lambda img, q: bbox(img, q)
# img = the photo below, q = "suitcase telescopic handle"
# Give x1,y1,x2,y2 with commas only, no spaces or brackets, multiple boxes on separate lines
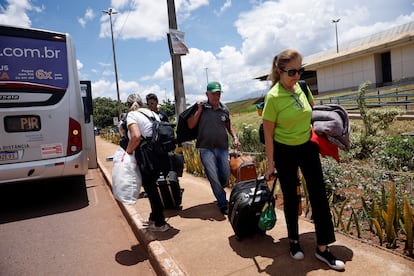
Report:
252,173,278,203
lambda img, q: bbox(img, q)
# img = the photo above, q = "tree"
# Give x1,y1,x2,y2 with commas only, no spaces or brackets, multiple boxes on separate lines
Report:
93,97,122,128
159,99,176,120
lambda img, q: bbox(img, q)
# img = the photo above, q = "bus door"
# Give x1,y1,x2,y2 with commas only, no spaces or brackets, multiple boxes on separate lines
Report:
80,81,97,169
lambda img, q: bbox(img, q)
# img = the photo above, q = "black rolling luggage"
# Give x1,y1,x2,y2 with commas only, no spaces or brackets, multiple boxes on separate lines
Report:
228,175,276,240
157,171,183,209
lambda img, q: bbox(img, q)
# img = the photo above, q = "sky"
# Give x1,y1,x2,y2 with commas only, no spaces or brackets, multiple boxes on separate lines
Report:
1,0,414,105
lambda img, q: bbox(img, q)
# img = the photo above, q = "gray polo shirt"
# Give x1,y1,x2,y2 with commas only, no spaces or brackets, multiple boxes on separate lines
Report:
196,103,230,149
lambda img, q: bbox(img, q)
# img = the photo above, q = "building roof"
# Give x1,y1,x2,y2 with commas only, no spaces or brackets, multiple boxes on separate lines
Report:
304,21,414,69
253,21,414,79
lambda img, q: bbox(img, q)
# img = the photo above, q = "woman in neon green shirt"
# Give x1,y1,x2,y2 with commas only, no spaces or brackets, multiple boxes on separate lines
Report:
262,49,345,271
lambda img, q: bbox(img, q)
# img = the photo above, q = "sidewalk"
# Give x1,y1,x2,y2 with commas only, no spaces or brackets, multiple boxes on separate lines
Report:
95,136,414,275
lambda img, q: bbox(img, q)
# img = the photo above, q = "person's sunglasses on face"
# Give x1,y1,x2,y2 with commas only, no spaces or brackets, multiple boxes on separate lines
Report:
280,67,305,77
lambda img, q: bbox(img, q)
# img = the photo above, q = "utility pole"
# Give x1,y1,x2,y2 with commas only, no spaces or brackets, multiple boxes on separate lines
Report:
332,18,340,53
103,8,122,120
166,0,186,117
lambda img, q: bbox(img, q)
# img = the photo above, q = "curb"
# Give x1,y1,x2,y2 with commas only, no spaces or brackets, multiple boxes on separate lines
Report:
97,158,186,276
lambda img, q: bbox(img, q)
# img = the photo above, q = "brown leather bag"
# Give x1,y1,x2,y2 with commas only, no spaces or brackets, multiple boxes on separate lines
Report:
229,151,257,182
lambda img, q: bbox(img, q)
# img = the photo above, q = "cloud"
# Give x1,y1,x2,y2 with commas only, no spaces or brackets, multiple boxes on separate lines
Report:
99,1,211,41
111,0,129,10
78,18,87,28
176,0,209,12
100,2,168,41
78,8,96,28
0,0,43,27
2,0,414,104
128,0,414,103
234,1,336,68
77,59,84,70
215,0,232,16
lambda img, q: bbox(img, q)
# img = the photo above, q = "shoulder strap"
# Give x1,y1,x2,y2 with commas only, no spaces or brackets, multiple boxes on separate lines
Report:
298,80,310,98
298,80,312,105
138,110,156,121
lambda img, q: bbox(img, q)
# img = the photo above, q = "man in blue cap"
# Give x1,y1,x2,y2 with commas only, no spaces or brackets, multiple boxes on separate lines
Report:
187,81,240,215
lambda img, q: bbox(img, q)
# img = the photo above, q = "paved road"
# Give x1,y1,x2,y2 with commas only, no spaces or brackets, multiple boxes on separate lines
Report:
0,169,155,275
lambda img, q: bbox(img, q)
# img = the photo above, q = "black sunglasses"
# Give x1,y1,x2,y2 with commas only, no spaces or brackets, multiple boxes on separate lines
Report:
280,67,305,77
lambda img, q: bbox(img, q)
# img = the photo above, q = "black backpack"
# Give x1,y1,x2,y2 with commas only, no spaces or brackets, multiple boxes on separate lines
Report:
139,111,177,155
259,80,310,144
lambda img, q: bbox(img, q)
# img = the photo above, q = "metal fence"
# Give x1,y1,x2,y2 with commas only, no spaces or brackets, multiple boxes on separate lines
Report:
316,87,414,112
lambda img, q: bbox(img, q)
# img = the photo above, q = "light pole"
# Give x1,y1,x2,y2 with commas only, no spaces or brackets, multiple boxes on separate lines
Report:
204,67,209,85
103,8,122,120
332,18,340,53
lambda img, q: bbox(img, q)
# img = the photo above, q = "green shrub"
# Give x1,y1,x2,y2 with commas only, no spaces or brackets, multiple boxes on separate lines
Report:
373,136,414,171
356,81,403,159
236,123,263,154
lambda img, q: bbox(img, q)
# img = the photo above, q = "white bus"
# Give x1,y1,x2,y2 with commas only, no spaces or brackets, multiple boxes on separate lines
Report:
0,25,92,184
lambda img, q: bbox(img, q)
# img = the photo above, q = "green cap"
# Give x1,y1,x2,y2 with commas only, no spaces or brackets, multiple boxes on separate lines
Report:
206,81,222,93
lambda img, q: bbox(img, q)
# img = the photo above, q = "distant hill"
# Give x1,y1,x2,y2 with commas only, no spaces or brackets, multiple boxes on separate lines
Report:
226,97,263,114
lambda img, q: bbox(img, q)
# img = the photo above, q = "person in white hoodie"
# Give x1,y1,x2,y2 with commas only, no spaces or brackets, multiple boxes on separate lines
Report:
124,93,170,232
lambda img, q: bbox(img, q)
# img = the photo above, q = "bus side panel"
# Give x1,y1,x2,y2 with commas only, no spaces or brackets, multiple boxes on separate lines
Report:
65,35,88,175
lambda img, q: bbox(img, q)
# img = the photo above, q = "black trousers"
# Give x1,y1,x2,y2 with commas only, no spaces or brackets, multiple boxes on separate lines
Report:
141,170,165,227
274,140,336,246
138,150,170,227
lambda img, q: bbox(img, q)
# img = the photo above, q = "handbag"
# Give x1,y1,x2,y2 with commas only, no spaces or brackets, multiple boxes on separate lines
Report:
258,202,277,231
112,147,142,204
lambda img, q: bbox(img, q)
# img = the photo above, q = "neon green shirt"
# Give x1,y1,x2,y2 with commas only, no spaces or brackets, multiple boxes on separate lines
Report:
262,82,314,146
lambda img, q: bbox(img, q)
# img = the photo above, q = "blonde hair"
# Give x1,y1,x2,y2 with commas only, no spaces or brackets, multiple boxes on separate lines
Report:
267,49,303,88
126,93,144,111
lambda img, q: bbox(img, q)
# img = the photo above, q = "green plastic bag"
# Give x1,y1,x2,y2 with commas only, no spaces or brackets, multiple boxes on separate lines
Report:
258,203,277,231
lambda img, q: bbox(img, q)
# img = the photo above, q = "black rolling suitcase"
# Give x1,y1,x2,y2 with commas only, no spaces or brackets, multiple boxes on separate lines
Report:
228,175,277,240
157,171,183,209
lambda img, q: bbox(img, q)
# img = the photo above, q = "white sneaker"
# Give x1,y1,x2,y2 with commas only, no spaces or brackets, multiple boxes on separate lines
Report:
142,220,154,226
148,223,170,232
290,240,305,260
315,247,345,271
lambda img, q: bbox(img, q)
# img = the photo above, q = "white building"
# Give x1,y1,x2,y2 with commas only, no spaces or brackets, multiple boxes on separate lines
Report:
255,21,414,95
